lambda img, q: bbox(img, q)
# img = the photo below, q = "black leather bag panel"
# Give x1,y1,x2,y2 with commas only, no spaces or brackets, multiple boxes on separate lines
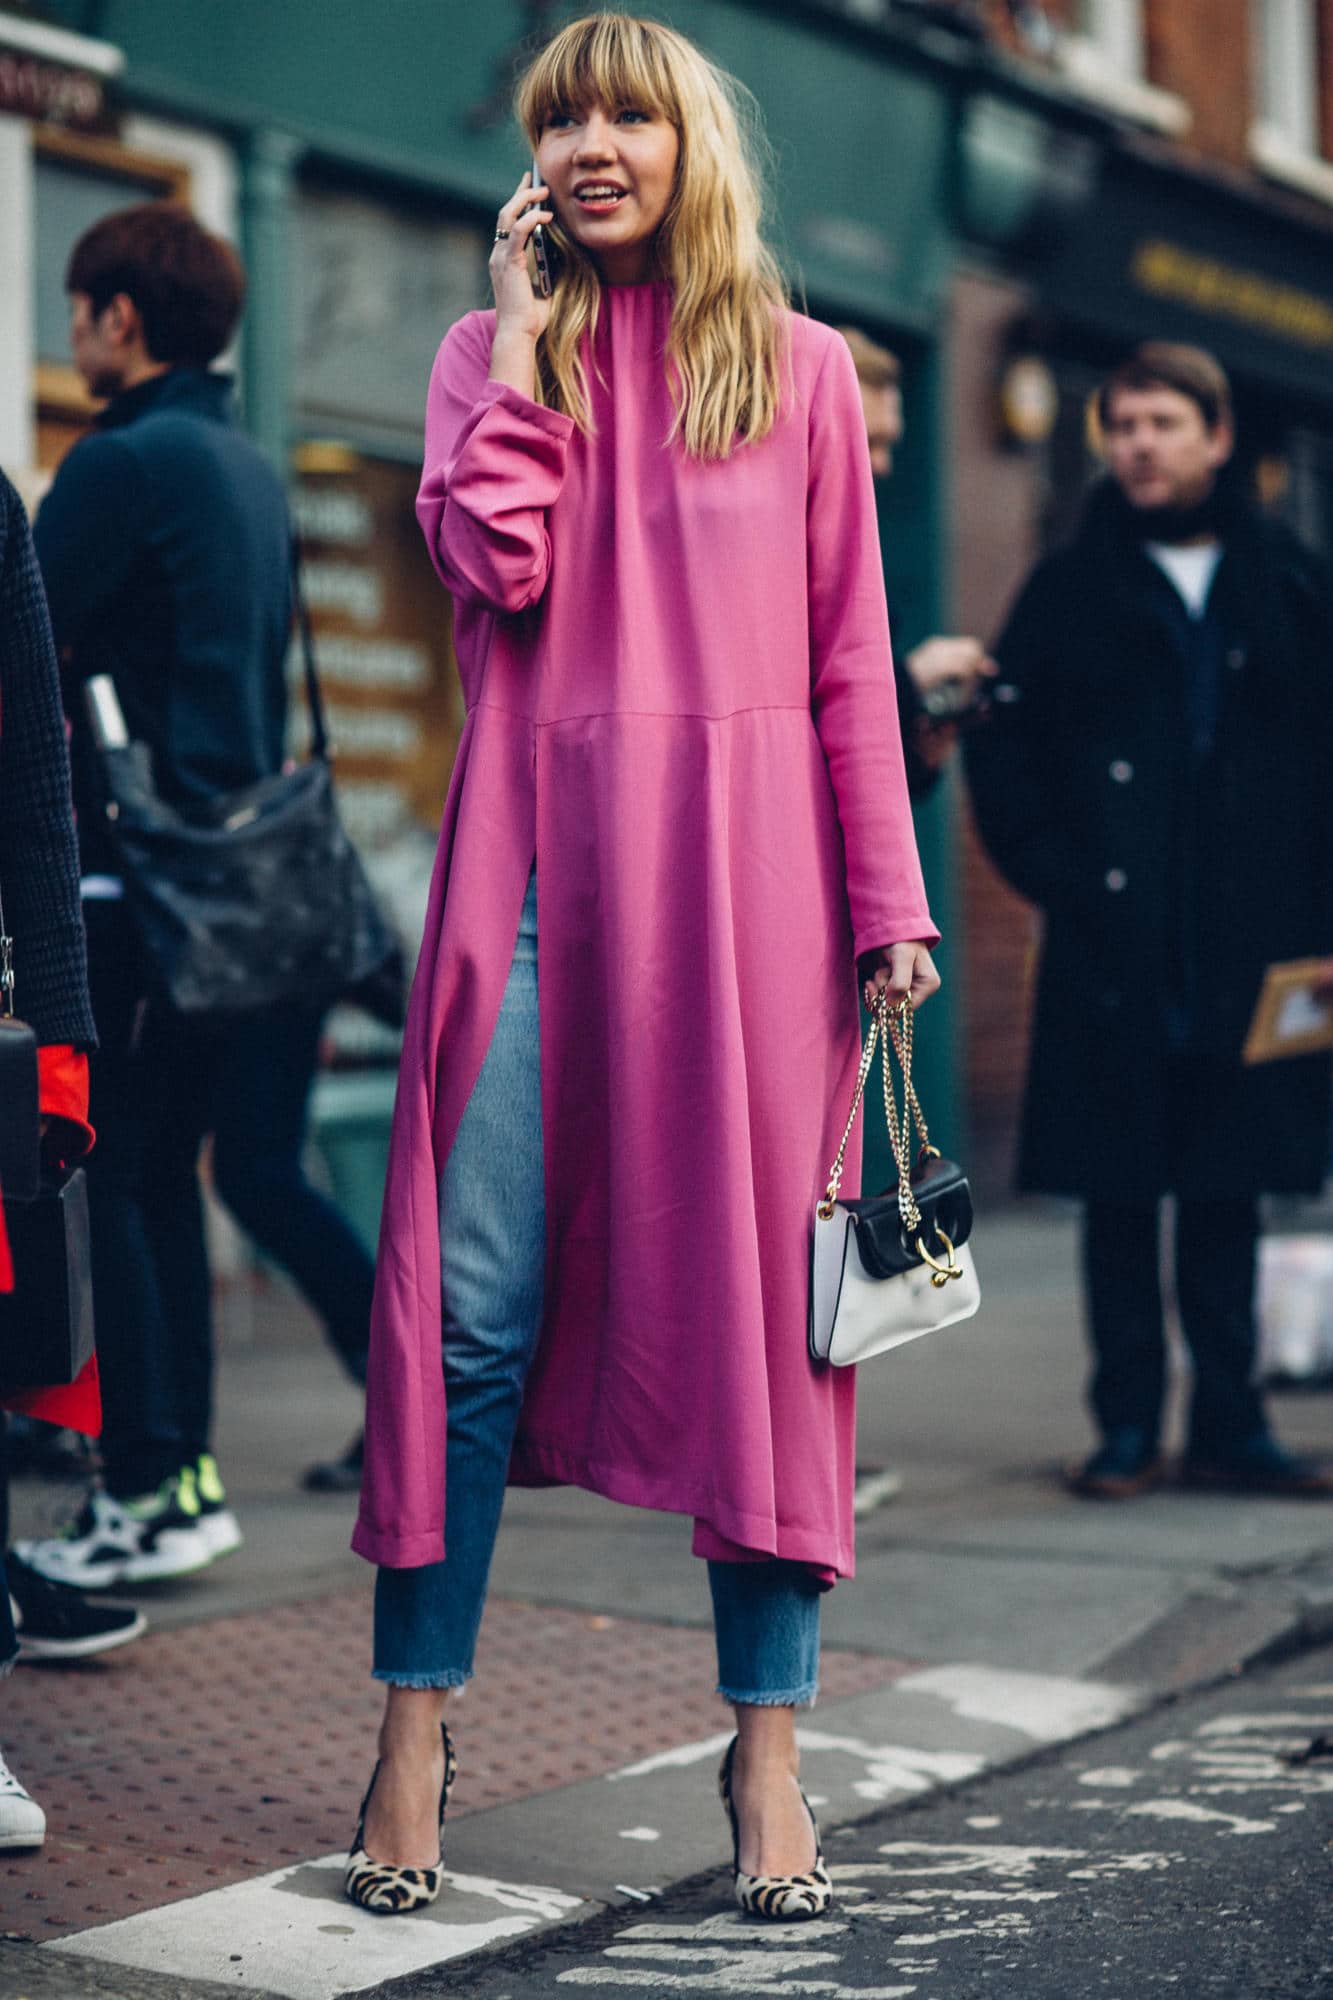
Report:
843,1154,974,1279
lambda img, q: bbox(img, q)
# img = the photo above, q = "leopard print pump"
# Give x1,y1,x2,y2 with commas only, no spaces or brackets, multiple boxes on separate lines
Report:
344,1722,458,1915
718,1734,833,1921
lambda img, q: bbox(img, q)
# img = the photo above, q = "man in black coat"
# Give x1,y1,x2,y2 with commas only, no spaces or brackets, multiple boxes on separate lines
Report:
965,342,1333,1500
22,205,377,1593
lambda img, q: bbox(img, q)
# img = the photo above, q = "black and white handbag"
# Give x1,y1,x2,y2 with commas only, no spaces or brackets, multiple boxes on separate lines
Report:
809,990,980,1367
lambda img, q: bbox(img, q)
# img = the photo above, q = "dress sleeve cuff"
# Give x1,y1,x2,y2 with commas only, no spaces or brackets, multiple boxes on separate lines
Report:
473,378,576,442
853,915,941,962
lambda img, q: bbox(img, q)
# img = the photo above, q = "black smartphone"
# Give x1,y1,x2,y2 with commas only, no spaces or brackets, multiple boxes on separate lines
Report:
528,156,555,298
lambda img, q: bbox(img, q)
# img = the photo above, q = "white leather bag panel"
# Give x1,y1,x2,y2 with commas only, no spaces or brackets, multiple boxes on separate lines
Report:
809,1203,981,1367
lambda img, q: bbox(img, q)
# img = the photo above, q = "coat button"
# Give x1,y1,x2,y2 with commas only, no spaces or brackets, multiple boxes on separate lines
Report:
1227,646,1246,671
1109,759,1133,783
1104,867,1128,892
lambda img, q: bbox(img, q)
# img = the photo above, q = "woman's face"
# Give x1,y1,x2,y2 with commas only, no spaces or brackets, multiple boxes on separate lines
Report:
537,101,680,285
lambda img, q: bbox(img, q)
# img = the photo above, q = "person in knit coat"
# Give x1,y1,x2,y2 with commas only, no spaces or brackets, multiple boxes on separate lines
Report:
0,471,142,1854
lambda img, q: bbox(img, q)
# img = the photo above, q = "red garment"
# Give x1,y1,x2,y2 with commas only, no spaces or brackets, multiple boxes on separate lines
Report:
0,1046,100,1434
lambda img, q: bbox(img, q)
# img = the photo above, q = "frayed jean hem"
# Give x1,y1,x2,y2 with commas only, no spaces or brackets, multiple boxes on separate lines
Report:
372,1668,471,1690
717,1682,818,1709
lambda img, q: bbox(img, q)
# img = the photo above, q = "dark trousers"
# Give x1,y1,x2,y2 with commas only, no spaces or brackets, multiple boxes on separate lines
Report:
85,905,375,1498
1081,1196,1267,1457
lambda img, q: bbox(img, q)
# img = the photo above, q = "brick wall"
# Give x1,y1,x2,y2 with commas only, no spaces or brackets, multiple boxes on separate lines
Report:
1143,0,1253,164
1318,0,1333,155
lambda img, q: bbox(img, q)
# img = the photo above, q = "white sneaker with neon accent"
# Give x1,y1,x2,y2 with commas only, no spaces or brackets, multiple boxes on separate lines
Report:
192,1454,243,1561
16,1475,213,1590
0,1749,46,1850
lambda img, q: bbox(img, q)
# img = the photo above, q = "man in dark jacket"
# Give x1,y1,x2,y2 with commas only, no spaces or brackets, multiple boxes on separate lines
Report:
22,204,376,1590
966,343,1333,1500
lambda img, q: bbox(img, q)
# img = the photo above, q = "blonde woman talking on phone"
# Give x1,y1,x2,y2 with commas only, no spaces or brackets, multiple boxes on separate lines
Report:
346,12,938,1922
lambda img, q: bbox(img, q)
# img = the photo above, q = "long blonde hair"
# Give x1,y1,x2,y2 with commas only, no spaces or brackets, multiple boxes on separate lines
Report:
515,13,789,460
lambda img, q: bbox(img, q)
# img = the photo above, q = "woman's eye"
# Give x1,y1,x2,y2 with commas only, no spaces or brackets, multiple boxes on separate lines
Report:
617,107,648,124
544,111,573,129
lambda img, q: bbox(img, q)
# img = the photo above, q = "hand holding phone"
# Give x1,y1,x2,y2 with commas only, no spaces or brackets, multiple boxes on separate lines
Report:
489,169,555,347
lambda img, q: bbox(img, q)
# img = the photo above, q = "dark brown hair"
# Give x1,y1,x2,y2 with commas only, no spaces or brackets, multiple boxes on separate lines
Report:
1097,342,1232,432
66,203,246,367
838,325,902,391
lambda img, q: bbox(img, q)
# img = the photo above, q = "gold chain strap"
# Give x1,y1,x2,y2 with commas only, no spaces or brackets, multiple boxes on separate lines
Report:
818,992,930,1225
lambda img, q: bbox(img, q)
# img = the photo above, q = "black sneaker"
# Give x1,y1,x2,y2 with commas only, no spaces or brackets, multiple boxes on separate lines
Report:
1066,1429,1164,1499
7,1553,147,1661
1182,1434,1333,1497
302,1430,364,1494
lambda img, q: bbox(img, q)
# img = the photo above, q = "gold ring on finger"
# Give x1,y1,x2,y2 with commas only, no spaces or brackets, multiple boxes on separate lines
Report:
494,228,510,240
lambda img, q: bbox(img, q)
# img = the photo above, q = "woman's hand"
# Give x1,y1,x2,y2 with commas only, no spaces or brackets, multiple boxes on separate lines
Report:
860,942,941,1012
488,172,555,354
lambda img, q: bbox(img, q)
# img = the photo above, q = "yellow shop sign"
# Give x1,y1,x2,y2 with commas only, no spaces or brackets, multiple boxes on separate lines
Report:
1131,239,1333,351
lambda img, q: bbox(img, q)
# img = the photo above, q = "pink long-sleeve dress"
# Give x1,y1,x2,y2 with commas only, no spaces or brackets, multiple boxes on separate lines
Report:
353,285,936,1581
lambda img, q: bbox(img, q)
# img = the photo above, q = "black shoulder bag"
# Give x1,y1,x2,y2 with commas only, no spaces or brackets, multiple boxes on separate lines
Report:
84,543,401,1018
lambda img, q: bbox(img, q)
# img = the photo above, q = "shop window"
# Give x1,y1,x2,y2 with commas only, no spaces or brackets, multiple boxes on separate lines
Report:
290,443,467,1059
291,185,489,454
32,127,189,472
286,183,490,1054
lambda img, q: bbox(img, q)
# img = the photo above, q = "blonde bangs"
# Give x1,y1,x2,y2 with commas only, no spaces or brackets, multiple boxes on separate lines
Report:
516,14,679,137
514,14,789,461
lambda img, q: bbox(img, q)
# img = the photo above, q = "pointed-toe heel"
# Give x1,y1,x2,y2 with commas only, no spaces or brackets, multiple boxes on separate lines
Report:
344,1721,457,1915
718,1735,832,1921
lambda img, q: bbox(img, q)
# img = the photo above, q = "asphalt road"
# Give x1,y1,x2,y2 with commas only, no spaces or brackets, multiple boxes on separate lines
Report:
377,1639,1333,2000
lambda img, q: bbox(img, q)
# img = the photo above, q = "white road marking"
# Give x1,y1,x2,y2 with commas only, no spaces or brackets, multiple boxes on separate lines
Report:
1123,1800,1276,1835
794,1732,985,1803
1078,1766,1142,1787
895,1665,1141,1744
850,1888,1060,1905
618,1828,662,1842
609,1734,734,1780
1195,1713,1333,1736
843,1843,1082,1878
894,1915,1031,1946
618,1920,848,1942
48,1856,582,2000
558,1974,917,1996
604,1946,847,1968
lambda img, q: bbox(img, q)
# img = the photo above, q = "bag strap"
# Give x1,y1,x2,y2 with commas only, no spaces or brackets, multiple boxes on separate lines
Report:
819,990,933,1234
290,532,330,761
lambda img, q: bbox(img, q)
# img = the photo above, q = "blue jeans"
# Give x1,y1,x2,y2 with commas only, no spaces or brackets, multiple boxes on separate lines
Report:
374,873,821,1706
